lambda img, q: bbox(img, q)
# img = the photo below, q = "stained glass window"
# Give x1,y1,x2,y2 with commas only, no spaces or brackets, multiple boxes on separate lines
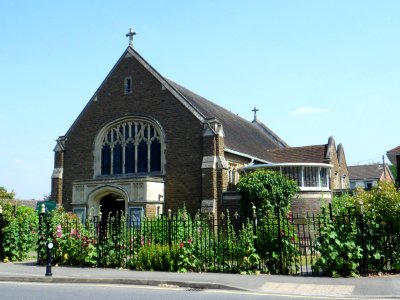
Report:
138,140,148,173
101,144,111,175
113,143,123,174
150,140,161,172
99,119,163,176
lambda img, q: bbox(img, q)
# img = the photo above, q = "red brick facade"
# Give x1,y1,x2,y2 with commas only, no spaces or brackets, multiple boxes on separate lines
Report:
51,47,232,217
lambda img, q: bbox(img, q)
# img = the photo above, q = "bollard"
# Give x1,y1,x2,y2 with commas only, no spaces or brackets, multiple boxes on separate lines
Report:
45,241,53,276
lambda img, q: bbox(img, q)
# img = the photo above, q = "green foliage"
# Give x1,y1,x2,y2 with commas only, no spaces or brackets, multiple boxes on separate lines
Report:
313,212,362,277
389,164,397,180
257,212,300,274
317,182,400,275
38,207,98,266
237,222,260,275
237,170,298,215
0,187,15,200
132,244,175,271
353,181,400,223
177,238,201,272
0,201,38,262
331,193,355,215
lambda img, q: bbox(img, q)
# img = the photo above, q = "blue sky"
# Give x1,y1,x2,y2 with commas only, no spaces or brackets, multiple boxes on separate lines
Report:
0,1,399,199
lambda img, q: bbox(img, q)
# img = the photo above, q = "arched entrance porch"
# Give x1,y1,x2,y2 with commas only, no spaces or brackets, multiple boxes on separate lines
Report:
86,185,128,224
100,193,125,226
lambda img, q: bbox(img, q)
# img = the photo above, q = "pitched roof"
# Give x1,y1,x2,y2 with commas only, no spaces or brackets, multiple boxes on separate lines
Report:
68,47,288,162
387,145,400,154
265,144,328,163
348,164,385,180
387,145,400,165
167,81,288,161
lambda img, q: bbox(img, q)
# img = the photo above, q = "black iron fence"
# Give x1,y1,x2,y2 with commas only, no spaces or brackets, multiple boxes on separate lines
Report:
32,206,400,276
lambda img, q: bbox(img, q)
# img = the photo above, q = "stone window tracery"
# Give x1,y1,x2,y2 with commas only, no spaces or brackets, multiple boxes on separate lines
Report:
228,163,239,191
97,119,164,176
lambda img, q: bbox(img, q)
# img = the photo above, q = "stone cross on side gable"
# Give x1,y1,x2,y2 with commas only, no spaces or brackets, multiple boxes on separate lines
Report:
126,27,136,48
252,107,259,122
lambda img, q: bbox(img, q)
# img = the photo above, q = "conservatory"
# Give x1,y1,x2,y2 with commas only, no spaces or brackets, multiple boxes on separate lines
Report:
239,163,334,214
241,163,332,191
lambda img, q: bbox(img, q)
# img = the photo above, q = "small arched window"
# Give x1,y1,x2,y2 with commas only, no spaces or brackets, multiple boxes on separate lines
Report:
95,118,164,176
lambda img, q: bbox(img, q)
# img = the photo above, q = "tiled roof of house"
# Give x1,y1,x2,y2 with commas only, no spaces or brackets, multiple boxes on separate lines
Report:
348,164,385,180
387,145,400,165
167,80,288,161
265,144,328,163
3,199,40,210
387,145,400,154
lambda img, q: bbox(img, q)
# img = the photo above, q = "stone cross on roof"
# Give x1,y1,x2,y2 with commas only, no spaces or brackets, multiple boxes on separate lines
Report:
126,27,136,48
252,107,259,122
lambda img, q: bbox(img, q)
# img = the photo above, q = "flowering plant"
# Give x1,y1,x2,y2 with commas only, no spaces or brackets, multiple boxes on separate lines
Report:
177,238,200,272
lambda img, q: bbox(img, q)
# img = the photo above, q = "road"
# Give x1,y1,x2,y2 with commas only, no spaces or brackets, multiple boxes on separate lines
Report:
0,281,366,300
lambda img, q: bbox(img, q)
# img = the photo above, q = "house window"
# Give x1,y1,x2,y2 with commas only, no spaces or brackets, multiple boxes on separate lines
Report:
320,168,328,188
304,167,318,187
156,205,163,217
129,206,143,227
98,119,164,176
124,77,132,94
281,167,302,187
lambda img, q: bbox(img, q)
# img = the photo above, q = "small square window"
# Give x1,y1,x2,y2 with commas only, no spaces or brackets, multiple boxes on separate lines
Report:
129,206,143,227
73,207,86,224
124,77,132,94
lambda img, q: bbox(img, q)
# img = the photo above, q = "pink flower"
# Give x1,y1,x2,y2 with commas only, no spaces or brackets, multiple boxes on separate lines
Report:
180,242,184,249
187,239,192,244
140,235,145,246
56,224,62,238
70,228,77,236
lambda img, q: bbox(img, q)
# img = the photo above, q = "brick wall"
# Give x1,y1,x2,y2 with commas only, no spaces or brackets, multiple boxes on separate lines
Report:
58,54,206,215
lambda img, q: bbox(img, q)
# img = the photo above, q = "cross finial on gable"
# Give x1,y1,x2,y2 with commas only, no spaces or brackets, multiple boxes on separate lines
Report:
126,27,136,48
252,107,259,122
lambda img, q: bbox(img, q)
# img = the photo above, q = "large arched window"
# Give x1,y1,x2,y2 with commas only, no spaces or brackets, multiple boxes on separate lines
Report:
95,117,165,176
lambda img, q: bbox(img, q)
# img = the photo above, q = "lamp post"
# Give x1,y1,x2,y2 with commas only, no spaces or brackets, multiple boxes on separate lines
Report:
45,241,53,276
37,203,46,265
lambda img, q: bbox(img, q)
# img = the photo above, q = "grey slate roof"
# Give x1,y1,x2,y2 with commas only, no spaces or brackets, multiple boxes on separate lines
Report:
73,47,288,163
348,164,385,180
167,80,288,161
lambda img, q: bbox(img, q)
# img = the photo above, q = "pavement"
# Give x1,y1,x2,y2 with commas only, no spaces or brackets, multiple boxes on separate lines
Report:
0,261,400,299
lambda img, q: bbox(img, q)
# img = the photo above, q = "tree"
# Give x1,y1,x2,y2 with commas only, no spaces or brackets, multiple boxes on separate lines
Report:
0,186,15,200
237,169,299,215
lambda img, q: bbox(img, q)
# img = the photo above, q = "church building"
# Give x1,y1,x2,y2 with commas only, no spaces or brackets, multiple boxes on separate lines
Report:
50,30,347,222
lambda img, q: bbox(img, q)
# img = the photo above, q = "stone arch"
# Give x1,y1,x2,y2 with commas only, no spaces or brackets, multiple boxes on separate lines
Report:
87,185,129,219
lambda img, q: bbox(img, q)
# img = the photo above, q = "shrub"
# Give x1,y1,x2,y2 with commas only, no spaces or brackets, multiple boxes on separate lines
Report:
313,212,362,277
237,169,298,216
0,201,38,262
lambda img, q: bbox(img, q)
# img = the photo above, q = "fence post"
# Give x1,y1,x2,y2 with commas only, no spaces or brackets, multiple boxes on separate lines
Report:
97,210,103,266
0,205,3,262
37,204,46,265
277,208,283,274
358,202,368,275
168,209,172,249
252,205,258,249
